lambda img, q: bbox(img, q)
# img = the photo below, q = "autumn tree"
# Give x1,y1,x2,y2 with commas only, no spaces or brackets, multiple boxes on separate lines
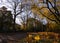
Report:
44,0,60,24
31,0,60,25
30,0,60,32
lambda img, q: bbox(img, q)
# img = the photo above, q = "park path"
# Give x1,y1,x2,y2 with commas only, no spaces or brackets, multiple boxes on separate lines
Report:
0,32,28,43
0,32,59,43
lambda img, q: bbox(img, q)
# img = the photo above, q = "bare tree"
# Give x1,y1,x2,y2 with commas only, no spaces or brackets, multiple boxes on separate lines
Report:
7,0,24,30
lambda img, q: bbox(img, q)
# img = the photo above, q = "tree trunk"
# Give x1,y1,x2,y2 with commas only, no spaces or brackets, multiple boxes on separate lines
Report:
13,15,16,31
0,18,3,32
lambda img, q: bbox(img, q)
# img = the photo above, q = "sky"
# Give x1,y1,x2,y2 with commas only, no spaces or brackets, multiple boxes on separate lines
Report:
0,0,48,25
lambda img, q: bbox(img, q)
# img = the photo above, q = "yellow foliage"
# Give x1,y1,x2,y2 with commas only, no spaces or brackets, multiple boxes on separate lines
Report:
47,22,57,29
31,4,58,24
41,8,49,14
49,15,56,20
20,24,26,30
34,35,40,41
31,5,44,19
31,5,51,19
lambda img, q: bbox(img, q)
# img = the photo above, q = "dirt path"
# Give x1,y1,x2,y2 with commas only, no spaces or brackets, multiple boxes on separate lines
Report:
0,32,28,43
0,32,59,43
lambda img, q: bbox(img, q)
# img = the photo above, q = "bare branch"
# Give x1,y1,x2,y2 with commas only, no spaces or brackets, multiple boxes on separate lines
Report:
7,0,14,7
46,0,60,22
39,10,60,24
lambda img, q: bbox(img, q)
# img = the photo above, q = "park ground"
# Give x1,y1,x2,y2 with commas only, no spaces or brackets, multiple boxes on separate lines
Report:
0,32,60,43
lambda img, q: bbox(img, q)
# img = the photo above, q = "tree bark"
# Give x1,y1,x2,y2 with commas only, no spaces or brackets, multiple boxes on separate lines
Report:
13,15,16,31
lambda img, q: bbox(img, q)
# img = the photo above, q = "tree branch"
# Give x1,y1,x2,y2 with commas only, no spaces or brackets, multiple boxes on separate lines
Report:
46,0,60,22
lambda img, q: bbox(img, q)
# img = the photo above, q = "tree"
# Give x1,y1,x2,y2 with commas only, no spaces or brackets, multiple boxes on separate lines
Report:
45,0,60,24
0,6,13,32
31,0,60,25
21,18,43,32
7,0,24,30
7,0,33,30
30,0,60,32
